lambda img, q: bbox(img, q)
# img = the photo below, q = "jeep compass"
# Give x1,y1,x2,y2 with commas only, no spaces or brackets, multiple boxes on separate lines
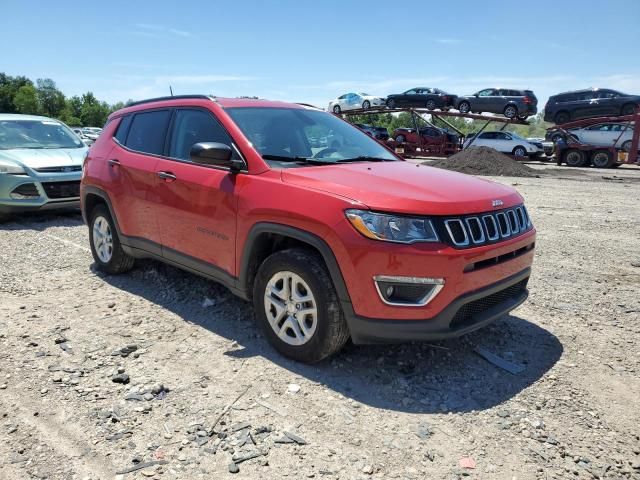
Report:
81,95,536,363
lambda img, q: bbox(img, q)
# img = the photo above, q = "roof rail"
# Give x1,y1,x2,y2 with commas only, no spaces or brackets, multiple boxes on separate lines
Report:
126,94,213,107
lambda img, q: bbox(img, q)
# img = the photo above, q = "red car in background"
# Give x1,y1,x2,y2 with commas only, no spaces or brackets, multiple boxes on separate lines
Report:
392,126,461,155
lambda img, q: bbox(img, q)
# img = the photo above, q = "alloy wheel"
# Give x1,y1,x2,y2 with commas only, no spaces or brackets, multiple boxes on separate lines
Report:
263,271,318,346
92,216,113,263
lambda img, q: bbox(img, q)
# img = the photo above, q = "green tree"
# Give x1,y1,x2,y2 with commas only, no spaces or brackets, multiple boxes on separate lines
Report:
35,78,66,117
0,74,33,113
13,85,39,114
80,92,110,127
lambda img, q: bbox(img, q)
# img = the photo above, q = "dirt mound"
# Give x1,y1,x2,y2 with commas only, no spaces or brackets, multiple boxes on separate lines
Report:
427,146,538,177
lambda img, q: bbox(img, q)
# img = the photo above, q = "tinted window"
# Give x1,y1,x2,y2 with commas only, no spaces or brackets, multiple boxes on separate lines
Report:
168,109,234,161
125,110,171,155
114,115,132,144
478,89,495,97
479,132,496,139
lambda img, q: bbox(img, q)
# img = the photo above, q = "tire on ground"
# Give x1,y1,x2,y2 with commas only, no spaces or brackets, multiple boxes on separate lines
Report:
563,149,587,167
253,247,350,363
591,150,614,168
89,204,135,274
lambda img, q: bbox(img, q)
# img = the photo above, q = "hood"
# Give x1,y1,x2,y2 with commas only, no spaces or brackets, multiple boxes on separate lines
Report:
281,161,523,215
0,147,87,170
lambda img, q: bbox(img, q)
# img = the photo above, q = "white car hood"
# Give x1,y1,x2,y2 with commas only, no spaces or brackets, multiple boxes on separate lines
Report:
0,147,87,169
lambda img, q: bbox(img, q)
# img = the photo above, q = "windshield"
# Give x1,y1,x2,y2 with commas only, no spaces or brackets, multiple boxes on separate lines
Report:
0,120,84,150
225,107,398,165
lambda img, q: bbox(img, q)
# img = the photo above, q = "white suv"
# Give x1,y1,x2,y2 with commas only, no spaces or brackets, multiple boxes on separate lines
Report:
567,122,636,152
464,131,539,157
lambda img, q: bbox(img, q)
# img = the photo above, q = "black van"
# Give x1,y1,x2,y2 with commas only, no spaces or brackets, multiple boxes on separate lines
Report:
544,88,640,124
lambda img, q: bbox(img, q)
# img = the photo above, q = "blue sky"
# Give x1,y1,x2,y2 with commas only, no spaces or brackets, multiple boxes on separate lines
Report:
3,0,639,108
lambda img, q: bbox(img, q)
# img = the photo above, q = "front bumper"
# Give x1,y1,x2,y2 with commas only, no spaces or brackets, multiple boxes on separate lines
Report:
346,267,530,344
0,172,81,214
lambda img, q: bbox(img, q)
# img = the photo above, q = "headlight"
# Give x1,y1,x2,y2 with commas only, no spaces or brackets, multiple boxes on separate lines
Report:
0,159,26,175
346,209,439,243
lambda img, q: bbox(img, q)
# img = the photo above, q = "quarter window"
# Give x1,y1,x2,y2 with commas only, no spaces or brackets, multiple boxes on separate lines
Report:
125,110,171,155
168,109,234,161
114,115,132,144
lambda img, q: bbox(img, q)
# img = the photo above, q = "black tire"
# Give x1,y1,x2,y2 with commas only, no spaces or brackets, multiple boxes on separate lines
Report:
458,101,470,114
395,134,406,143
621,140,632,152
555,111,570,124
362,100,370,110
503,104,518,119
0,213,9,224
332,105,341,114
512,146,527,157
426,99,437,110
591,150,614,168
253,248,350,363
621,103,637,116
89,204,135,274
550,132,565,143
386,99,396,109
564,149,587,167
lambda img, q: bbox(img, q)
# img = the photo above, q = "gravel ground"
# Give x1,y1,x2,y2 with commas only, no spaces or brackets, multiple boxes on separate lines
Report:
0,164,639,480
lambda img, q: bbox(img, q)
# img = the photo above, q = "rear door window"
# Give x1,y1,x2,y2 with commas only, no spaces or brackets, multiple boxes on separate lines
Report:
125,110,171,155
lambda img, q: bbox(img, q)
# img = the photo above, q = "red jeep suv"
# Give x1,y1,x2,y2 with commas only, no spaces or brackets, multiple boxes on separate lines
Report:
81,95,535,363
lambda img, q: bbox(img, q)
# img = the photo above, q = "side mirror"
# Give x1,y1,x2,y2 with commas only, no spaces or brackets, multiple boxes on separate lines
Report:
189,142,245,173
474,93,479,97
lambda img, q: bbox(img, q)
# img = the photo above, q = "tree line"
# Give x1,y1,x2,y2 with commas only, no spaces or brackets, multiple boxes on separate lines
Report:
0,73,129,127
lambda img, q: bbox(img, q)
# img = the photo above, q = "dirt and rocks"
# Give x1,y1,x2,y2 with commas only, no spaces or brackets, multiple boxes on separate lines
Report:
1,164,639,479
428,147,538,177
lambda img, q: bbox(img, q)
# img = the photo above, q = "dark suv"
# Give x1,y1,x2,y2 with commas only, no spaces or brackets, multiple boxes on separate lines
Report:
544,88,640,124
456,88,537,119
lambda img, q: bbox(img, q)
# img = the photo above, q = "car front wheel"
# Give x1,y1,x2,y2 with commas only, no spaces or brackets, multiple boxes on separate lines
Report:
504,105,518,119
253,248,350,363
386,99,396,109
362,100,370,109
426,100,437,110
89,204,135,274
332,105,341,114
458,101,470,114
512,146,527,157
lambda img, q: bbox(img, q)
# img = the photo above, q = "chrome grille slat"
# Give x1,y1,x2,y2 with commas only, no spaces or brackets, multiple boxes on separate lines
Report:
442,205,532,249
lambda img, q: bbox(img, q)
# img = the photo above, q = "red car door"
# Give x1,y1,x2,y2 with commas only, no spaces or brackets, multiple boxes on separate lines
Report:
108,110,171,250
154,108,239,277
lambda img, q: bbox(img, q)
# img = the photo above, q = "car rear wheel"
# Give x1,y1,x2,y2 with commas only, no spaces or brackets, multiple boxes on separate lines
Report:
591,150,614,168
362,100,370,110
332,105,341,114
458,101,470,114
386,99,396,109
253,248,350,363
426,99,437,110
555,111,570,124
622,140,633,152
564,149,587,167
395,134,406,143
512,146,527,157
503,105,518,119
621,103,637,115
89,204,135,274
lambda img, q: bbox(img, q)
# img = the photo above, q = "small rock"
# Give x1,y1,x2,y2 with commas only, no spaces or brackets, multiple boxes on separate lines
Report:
40,388,48,394
143,393,154,401
0,384,7,390
112,374,130,384
287,384,301,393
362,465,374,475
229,462,239,474
52,373,62,382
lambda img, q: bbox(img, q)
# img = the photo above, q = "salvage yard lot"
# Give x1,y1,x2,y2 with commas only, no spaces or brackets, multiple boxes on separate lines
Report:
1,165,639,480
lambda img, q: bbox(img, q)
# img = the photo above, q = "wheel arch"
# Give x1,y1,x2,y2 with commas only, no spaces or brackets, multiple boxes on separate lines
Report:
239,223,351,306
82,186,122,235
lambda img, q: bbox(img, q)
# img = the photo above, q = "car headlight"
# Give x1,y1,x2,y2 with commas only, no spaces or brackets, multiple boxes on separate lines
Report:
0,159,26,175
346,209,439,243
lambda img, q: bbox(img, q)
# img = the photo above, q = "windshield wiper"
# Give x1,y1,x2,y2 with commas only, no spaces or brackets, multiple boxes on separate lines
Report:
261,154,334,165
334,156,395,163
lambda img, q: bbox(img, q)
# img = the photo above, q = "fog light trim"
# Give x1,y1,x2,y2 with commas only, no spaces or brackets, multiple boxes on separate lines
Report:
373,275,445,307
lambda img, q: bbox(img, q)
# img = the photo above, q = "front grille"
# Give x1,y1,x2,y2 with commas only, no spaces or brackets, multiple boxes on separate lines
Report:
42,181,80,199
450,279,528,330
34,165,82,173
439,205,532,248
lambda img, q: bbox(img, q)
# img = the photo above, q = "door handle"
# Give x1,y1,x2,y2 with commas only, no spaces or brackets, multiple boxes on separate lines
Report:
108,159,120,167
157,171,177,181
